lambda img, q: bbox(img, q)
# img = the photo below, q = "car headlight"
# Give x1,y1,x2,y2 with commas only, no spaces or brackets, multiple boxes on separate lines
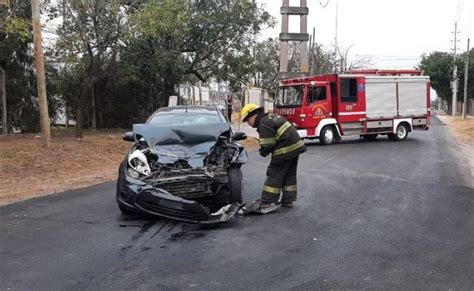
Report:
127,149,151,177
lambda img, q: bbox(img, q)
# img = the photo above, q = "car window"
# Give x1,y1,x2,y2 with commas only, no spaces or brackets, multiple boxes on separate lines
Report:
148,113,222,125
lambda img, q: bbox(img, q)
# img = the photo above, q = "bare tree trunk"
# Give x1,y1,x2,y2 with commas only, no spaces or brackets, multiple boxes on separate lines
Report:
91,85,96,131
149,85,153,114
65,100,69,128
31,0,51,148
75,100,83,139
75,82,90,139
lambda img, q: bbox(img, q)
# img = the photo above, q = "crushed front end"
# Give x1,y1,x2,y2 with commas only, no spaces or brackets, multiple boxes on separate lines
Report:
116,123,247,224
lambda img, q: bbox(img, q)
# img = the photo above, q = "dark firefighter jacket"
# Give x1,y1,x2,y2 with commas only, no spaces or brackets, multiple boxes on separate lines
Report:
254,112,306,160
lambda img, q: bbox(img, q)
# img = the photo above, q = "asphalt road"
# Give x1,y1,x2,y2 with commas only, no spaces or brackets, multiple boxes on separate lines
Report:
1,116,473,290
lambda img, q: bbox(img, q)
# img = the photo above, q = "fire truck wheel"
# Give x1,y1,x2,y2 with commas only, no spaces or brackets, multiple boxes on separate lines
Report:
389,123,409,141
320,125,336,145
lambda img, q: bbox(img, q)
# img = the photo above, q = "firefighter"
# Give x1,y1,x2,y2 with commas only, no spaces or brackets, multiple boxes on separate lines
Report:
241,103,306,211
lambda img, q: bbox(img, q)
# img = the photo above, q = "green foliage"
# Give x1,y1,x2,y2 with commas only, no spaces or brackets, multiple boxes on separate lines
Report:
131,0,190,39
419,49,473,107
457,49,474,101
219,38,280,92
130,0,274,82
50,0,276,130
4,17,30,42
0,2,61,132
419,52,453,102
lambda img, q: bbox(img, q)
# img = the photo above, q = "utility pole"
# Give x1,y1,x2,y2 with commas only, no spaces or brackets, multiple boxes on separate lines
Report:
334,0,339,73
278,0,309,79
1,0,9,136
63,0,69,128
31,0,51,148
1,67,6,135
310,27,315,75
451,22,459,116
462,38,470,120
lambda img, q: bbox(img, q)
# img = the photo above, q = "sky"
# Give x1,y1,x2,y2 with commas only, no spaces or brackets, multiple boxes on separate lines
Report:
256,0,473,69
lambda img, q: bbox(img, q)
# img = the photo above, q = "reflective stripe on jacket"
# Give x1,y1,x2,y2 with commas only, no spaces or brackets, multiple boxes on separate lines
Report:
255,113,306,160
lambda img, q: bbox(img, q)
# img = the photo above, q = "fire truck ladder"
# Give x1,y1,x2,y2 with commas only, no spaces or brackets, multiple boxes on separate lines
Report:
346,69,424,76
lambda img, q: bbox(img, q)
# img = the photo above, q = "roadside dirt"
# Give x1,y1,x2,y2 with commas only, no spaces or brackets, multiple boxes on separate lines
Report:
0,128,259,206
436,113,474,182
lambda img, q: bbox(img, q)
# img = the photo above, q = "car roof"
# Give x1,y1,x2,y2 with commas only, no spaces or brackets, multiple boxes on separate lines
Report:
152,105,219,115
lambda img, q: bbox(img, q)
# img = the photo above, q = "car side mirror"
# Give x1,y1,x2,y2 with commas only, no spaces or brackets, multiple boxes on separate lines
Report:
232,132,247,141
122,131,135,142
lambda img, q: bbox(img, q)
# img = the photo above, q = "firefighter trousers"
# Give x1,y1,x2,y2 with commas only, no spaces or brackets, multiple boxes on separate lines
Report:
261,156,299,204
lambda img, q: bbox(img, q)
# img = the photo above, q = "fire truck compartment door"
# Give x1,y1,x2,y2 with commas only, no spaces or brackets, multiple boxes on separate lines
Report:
365,80,397,118
398,81,428,116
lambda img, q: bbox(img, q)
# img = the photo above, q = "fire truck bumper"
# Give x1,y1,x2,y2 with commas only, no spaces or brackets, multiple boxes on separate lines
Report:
297,129,308,138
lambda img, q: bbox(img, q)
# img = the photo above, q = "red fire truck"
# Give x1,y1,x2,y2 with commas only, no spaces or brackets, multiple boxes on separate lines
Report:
274,70,431,145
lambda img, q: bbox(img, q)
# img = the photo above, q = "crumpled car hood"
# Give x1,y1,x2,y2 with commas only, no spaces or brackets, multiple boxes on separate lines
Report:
133,123,230,168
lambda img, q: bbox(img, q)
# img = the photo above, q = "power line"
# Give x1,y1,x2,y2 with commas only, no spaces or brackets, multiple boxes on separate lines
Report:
455,0,464,23
319,0,329,8
352,54,420,59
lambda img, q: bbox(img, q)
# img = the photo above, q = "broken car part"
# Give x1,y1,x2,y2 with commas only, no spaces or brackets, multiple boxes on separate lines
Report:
116,106,248,224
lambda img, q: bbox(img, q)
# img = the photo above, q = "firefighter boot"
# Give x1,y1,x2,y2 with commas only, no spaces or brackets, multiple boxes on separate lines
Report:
242,199,280,214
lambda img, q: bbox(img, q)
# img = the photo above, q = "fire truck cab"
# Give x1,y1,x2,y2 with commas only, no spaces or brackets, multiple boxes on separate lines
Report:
274,70,431,145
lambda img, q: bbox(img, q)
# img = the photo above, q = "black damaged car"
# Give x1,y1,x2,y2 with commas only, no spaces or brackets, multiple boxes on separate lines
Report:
116,106,248,224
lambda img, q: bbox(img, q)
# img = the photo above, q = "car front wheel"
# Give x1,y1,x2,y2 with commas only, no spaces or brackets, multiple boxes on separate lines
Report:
227,167,243,203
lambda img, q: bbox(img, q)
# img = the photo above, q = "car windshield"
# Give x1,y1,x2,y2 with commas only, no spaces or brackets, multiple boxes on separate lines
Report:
276,85,304,107
148,113,222,125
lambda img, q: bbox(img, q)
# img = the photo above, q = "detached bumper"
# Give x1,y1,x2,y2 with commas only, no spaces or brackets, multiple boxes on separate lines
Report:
117,173,240,224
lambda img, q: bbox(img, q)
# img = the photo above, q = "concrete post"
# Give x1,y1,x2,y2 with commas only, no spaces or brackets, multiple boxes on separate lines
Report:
300,0,308,73
279,0,309,79
279,0,289,73
452,22,458,116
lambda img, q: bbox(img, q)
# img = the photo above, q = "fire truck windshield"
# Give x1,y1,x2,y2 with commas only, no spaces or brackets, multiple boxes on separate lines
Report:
276,85,304,107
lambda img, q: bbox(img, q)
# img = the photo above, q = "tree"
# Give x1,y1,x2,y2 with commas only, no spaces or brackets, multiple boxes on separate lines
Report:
0,0,60,132
291,41,336,74
55,0,130,138
336,45,372,73
457,48,474,107
218,38,279,92
419,52,457,112
419,50,474,113
131,0,274,90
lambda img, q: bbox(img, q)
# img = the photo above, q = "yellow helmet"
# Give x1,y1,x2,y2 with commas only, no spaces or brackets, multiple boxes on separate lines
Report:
240,103,261,121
